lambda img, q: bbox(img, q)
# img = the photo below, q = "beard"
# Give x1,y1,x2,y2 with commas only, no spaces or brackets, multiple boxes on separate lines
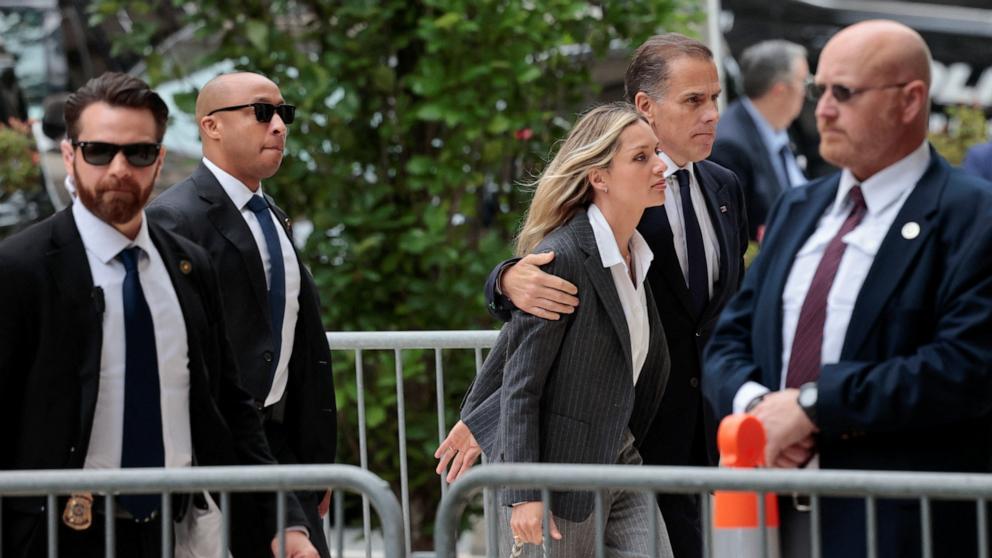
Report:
73,165,154,226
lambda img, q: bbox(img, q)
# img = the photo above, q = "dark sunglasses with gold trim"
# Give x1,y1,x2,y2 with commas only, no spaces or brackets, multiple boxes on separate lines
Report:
206,102,296,124
72,141,162,167
806,81,910,103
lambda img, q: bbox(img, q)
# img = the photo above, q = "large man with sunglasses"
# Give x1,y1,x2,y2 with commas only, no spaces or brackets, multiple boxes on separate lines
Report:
148,72,336,558
0,72,318,557
704,20,992,558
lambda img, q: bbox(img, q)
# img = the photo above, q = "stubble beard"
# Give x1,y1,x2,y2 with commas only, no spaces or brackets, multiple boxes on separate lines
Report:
73,165,153,226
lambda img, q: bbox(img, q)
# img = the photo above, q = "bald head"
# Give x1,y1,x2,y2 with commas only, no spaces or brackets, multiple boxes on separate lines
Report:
195,72,279,121
823,20,931,89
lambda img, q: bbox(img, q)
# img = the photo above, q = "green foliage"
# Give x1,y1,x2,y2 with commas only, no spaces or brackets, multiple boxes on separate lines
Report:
0,125,40,195
929,105,989,165
91,0,700,547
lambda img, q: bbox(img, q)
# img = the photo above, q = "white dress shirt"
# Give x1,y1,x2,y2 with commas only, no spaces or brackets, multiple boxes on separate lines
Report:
74,201,229,555
203,158,301,406
732,142,931,460
587,204,655,384
659,153,721,298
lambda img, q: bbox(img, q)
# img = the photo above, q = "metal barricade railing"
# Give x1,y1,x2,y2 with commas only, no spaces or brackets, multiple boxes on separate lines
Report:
325,330,499,557
435,463,992,558
0,464,403,558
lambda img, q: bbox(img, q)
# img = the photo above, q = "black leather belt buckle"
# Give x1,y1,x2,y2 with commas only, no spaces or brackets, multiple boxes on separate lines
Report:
792,493,811,512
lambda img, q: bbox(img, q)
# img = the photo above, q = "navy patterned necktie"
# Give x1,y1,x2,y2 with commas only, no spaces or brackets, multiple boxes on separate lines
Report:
779,144,795,188
675,169,709,317
246,195,286,397
117,247,164,521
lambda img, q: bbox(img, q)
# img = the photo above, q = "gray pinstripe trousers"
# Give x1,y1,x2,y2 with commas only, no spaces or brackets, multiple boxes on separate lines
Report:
498,431,675,558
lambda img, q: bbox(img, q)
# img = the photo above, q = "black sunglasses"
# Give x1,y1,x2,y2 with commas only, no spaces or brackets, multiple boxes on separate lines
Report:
806,81,910,103
206,102,296,124
72,141,161,167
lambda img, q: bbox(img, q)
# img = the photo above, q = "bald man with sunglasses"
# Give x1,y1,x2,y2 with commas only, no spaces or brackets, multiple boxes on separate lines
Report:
704,20,992,558
148,72,337,558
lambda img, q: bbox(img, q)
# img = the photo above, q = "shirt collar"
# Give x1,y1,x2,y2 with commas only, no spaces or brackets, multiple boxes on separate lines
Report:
741,97,790,152
658,151,693,180
202,157,266,210
587,204,654,286
832,141,930,216
72,199,155,265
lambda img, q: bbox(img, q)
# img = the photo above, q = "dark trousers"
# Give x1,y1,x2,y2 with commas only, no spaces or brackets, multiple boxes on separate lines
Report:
22,509,168,558
657,494,702,558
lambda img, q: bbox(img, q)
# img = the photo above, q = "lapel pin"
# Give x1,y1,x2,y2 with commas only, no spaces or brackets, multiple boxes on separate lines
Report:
901,222,920,240
719,205,728,214
179,260,193,274
284,217,292,231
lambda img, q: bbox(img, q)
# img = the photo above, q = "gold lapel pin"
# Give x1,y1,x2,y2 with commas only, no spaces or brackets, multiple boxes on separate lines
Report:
901,222,920,240
179,260,193,274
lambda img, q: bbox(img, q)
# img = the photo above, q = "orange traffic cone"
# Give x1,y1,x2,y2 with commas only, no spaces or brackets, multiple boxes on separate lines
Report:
712,414,780,557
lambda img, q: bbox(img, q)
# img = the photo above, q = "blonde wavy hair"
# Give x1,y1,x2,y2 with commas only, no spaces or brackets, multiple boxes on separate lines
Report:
515,102,646,256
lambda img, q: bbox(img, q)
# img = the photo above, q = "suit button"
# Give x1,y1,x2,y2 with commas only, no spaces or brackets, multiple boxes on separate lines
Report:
695,331,702,337
689,377,699,388
263,351,274,363
69,446,76,453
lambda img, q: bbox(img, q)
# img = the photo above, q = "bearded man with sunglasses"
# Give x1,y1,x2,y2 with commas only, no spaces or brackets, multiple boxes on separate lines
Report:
148,72,336,558
0,72,319,558
704,20,992,558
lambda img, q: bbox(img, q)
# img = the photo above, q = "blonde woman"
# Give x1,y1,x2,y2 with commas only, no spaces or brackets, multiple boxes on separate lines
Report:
458,102,674,557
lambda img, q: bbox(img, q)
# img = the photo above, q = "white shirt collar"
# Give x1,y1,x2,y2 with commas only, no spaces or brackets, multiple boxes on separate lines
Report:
833,141,930,216
587,204,654,286
72,199,155,265
658,151,693,180
202,157,267,210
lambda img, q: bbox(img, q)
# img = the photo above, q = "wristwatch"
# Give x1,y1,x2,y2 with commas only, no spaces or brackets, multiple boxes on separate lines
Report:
797,382,818,425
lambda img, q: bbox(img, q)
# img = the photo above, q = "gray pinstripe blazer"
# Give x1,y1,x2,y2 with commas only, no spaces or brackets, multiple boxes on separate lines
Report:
461,209,671,522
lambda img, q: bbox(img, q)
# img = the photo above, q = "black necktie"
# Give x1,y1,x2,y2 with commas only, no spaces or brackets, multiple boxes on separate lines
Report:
117,247,164,521
779,144,795,188
246,195,286,399
675,169,709,316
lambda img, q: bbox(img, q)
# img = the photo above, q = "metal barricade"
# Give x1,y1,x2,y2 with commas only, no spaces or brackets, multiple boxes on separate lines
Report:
325,330,499,558
435,463,992,558
0,464,403,558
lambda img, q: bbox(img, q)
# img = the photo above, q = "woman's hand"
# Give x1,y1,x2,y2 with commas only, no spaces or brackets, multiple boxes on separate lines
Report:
434,420,482,482
510,502,562,545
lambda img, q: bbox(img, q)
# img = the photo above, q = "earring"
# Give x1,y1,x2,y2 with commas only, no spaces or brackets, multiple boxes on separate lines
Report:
603,187,609,193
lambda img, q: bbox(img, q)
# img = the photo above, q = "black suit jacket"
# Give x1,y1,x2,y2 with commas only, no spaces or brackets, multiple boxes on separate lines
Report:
0,207,305,557
467,210,669,522
710,99,792,240
147,163,336,468
485,160,748,468
704,150,992,558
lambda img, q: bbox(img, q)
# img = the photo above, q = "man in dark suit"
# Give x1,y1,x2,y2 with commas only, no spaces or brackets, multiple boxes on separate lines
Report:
437,33,748,558
0,72,317,557
710,40,809,241
703,20,992,558
147,72,337,558
963,140,992,182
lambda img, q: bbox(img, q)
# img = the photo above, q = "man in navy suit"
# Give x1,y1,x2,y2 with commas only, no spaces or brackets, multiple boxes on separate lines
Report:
704,20,992,558
710,40,809,241
437,33,748,558
963,140,992,182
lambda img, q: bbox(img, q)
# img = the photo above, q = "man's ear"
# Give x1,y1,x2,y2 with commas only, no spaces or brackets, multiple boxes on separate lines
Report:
901,80,928,124
60,139,74,175
152,145,168,184
633,91,656,124
199,116,221,141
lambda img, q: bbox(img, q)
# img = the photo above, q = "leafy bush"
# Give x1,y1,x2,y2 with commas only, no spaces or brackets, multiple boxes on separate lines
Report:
0,124,40,196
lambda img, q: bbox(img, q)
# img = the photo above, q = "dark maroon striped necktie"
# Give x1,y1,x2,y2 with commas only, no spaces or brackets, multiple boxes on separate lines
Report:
785,185,868,388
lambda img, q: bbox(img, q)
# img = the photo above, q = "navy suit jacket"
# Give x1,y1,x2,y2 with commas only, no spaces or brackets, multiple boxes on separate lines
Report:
710,99,791,240
963,141,992,182
704,149,992,558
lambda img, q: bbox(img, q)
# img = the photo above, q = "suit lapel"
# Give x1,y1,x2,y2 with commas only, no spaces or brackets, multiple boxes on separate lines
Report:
842,152,945,357
569,211,634,378
45,208,104,460
638,206,695,317
192,164,270,318
759,177,839,381
695,162,735,325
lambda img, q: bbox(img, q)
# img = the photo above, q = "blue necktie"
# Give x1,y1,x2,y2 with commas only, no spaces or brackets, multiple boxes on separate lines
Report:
675,169,709,317
117,247,164,521
779,144,795,188
247,195,285,397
